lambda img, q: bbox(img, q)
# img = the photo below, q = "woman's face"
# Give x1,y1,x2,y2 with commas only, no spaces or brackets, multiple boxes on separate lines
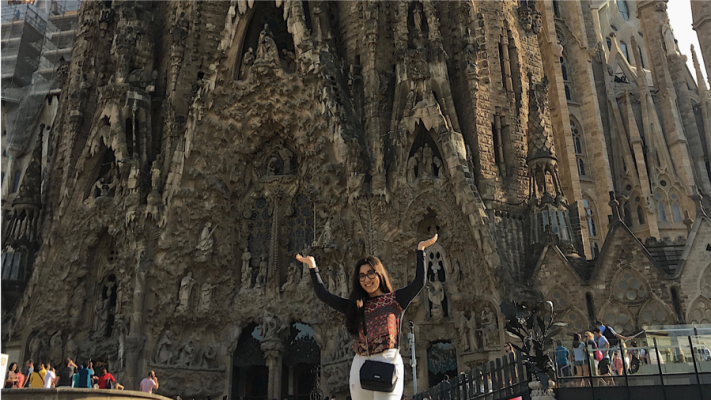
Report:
359,264,381,296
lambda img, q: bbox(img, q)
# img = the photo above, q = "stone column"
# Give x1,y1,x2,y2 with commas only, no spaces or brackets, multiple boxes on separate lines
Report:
261,340,284,400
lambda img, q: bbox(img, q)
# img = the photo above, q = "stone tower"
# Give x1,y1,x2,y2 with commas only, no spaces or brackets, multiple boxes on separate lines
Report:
692,0,711,85
3,1,711,399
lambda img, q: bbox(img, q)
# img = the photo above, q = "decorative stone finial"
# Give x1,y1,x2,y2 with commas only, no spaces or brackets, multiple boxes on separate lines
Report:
683,209,693,234
608,191,620,221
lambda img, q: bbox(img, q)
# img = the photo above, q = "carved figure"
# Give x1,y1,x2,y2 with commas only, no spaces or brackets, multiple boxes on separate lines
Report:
195,222,215,253
256,254,268,289
256,24,280,65
282,262,300,292
466,314,479,351
154,330,174,364
176,272,196,314
28,334,46,365
175,337,196,367
241,248,252,287
277,147,294,174
407,154,419,183
422,144,434,176
318,218,335,247
458,314,470,351
663,27,678,56
261,309,283,342
434,156,444,179
196,344,217,369
428,280,445,318
93,294,109,336
532,12,542,34
281,49,296,72
69,282,86,321
480,306,499,348
266,155,279,176
240,47,255,80
198,279,215,313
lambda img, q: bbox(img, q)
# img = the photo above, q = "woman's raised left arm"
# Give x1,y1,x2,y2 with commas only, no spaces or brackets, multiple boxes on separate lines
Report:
396,234,437,308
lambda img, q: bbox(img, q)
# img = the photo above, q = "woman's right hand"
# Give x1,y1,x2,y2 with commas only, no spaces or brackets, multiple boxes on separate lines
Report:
296,254,317,269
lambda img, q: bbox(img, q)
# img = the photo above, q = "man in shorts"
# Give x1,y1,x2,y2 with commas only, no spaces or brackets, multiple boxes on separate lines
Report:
594,328,613,385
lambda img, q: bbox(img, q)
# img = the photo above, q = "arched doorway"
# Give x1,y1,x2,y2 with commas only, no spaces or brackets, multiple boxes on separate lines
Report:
232,323,268,400
232,322,321,400
427,341,457,387
283,323,320,400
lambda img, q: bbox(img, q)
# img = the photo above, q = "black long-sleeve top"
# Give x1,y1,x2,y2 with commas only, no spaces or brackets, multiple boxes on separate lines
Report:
310,250,427,355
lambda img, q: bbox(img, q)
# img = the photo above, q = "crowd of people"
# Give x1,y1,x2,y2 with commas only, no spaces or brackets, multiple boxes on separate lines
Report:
4,358,159,393
553,321,647,386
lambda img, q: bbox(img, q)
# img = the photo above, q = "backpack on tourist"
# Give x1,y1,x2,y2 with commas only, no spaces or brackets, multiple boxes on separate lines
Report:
602,325,619,346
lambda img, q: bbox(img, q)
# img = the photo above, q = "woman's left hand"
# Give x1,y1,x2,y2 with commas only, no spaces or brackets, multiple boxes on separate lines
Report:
418,233,438,251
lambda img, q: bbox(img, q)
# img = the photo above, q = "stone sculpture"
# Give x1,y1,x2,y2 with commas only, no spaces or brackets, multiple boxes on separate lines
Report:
255,254,268,289
198,279,215,313
428,280,445,318
256,24,280,65
176,272,196,314
240,248,252,287
154,330,174,364
480,306,499,349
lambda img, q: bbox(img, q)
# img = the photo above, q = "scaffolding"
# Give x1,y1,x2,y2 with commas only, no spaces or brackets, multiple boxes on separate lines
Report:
1,0,80,156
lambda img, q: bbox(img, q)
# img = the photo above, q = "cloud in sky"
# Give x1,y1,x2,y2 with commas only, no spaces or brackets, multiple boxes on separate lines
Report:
668,0,707,85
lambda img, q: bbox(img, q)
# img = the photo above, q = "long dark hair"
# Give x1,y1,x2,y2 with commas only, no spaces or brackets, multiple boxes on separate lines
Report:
345,256,394,335
573,333,581,349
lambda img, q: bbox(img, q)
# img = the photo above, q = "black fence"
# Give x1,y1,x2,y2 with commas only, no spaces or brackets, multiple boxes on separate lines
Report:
414,351,530,400
553,335,711,400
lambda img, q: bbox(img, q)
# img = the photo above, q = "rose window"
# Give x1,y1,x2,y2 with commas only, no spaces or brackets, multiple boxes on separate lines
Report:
603,304,634,334
639,301,672,326
701,265,711,298
614,271,648,302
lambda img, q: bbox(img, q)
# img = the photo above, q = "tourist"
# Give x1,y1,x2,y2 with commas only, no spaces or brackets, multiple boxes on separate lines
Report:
595,321,629,347
23,359,34,387
75,361,94,388
97,366,124,390
43,363,57,388
16,366,26,389
56,359,77,387
28,363,47,388
5,362,19,388
593,328,613,385
554,340,571,378
297,234,437,400
584,332,598,376
572,334,589,386
140,370,159,393
612,352,623,376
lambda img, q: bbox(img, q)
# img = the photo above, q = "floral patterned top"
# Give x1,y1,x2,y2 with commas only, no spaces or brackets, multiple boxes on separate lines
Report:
310,250,427,356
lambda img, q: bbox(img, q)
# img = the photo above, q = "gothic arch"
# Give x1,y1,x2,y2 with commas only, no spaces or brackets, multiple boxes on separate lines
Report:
598,301,635,334
559,308,588,335
230,1,297,80
687,296,711,324
611,268,651,304
546,285,571,312
637,298,674,327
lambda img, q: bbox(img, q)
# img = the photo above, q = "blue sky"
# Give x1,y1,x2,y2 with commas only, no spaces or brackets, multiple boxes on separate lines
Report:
668,0,707,85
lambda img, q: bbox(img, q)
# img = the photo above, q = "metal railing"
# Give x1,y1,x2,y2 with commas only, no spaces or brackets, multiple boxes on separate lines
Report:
553,335,711,400
415,351,530,400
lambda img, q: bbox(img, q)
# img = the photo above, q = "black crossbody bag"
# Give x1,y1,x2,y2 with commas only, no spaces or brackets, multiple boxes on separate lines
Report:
358,306,399,392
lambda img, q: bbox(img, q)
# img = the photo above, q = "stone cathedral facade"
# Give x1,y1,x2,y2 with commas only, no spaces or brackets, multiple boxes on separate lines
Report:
3,0,711,398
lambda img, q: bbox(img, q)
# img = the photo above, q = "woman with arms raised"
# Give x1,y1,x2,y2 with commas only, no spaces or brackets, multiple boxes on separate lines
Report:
296,234,437,400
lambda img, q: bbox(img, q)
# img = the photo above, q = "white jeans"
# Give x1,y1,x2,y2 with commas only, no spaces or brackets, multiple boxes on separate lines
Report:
349,349,404,400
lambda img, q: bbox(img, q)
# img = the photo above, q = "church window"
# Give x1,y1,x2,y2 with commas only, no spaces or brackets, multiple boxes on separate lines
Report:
565,86,572,101
562,58,574,101
623,202,633,226
12,170,21,193
571,119,583,154
657,200,667,222
617,0,629,21
562,64,568,81
571,118,587,176
672,202,682,222
638,45,645,68
606,38,612,50
592,242,600,258
620,41,629,62
637,205,645,225
578,159,586,176
583,199,597,237
553,0,561,18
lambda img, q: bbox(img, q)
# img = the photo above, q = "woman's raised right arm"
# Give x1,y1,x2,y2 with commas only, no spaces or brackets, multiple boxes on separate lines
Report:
297,254,349,314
